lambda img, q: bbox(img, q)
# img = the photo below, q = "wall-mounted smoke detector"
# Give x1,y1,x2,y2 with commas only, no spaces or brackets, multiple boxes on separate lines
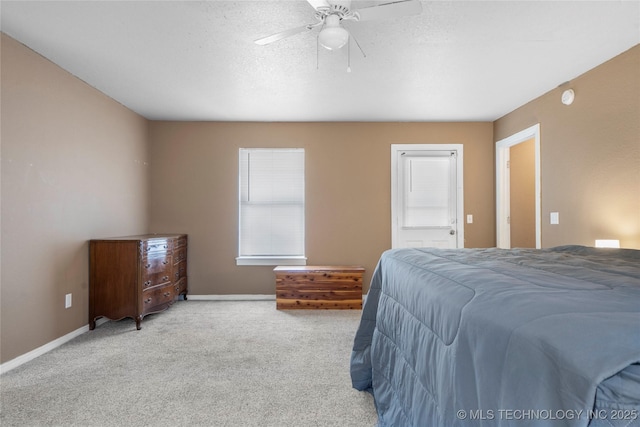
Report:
561,89,575,105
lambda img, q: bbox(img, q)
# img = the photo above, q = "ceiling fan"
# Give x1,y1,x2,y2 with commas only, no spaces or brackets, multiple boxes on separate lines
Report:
254,0,423,51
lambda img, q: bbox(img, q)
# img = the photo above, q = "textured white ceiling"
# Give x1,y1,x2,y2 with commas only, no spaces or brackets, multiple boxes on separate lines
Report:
1,0,639,121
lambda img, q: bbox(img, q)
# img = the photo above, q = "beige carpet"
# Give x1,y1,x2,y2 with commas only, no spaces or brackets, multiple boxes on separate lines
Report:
0,300,378,426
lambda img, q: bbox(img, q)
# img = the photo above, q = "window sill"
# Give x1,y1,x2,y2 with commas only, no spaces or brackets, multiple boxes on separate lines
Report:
235,256,307,266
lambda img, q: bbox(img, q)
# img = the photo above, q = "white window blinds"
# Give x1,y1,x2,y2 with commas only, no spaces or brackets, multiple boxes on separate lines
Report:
237,148,306,265
401,154,454,227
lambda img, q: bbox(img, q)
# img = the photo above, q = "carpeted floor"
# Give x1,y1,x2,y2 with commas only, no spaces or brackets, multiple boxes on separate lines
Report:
0,300,378,426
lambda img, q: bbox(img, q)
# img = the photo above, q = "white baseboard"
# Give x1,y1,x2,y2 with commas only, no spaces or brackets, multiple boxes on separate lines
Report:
0,318,109,375
188,294,276,301
1,324,84,374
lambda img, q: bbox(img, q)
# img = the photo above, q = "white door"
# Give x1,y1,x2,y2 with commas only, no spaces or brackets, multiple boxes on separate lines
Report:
391,144,464,249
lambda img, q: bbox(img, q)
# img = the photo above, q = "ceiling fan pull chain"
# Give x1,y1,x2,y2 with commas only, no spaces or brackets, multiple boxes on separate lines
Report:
348,27,366,58
347,36,351,73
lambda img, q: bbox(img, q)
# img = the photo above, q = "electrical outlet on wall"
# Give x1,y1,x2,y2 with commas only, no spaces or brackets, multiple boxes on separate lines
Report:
65,293,72,309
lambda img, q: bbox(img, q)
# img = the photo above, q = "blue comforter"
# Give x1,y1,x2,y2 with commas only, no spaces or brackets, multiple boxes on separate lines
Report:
351,246,640,426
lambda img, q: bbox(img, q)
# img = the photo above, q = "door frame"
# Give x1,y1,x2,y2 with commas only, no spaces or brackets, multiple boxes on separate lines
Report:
495,124,541,249
391,144,464,248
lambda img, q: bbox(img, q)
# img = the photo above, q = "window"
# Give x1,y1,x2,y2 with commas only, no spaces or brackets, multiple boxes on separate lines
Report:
236,148,306,266
402,154,454,227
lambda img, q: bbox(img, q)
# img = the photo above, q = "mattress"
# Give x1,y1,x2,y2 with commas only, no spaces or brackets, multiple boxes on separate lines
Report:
351,246,640,426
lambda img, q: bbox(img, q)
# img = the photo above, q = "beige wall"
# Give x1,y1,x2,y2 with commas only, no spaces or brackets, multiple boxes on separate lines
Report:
3,29,637,366
495,44,640,249
148,122,495,295
1,34,150,363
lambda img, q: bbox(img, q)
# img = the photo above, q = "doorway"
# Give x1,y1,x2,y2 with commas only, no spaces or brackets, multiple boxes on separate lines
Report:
391,144,464,249
495,124,541,248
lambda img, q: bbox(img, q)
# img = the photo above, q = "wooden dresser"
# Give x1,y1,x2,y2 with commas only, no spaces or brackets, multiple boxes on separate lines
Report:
89,234,187,330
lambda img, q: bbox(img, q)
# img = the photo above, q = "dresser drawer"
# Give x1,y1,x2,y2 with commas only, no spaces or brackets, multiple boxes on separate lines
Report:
142,284,174,311
175,277,187,296
142,271,172,290
173,246,187,264
142,238,171,254
174,236,187,250
143,252,172,274
173,261,187,282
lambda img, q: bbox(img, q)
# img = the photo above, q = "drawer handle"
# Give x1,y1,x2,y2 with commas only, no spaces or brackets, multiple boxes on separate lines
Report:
162,275,169,281
144,280,151,287
145,264,151,269
163,292,171,297
144,298,152,304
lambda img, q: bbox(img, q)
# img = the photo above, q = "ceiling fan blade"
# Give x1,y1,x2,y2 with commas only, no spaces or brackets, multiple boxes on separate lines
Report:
254,25,315,46
355,0,422,21
306,0,331,11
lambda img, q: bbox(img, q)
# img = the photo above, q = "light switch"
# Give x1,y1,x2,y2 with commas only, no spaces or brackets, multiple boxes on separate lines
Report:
550,212,559,225
467,214,473,224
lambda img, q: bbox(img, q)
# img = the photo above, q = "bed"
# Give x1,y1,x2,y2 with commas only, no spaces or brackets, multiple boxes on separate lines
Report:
350,246,640,426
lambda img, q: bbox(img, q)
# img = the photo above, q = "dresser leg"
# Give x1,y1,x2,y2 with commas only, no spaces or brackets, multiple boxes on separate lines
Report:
135,316,142,330
89,319,96,330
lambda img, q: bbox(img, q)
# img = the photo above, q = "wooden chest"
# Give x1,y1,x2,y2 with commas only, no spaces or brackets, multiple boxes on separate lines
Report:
274,266,364,310
89,234,187,330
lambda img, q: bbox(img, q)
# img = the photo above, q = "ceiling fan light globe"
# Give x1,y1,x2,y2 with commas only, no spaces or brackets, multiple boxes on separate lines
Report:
318,26,349,50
